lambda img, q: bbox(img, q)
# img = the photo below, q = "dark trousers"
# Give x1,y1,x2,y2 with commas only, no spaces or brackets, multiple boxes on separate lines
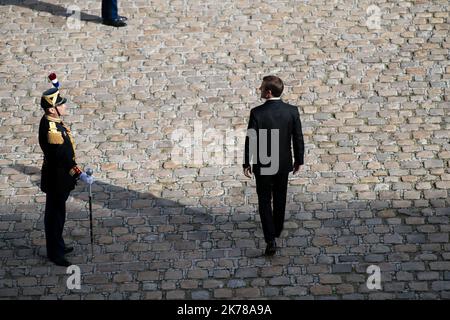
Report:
101,0,118,20
44,192,70,259
255,172,289,243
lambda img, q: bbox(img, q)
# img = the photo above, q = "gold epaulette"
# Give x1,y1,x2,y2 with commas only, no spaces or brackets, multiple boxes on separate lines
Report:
48,121,64,144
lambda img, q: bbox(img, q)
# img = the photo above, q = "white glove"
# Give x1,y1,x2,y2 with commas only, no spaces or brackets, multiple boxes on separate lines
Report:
79,172,94,185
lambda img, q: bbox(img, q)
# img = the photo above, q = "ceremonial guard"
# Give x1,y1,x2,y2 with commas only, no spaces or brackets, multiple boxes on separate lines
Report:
39,74,94,266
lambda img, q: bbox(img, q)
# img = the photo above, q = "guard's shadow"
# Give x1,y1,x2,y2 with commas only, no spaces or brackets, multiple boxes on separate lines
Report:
9,164,213,222
4,164,222,263
0,0,102,23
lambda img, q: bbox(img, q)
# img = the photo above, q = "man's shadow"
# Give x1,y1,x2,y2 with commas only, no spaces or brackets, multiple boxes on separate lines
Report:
0,0,102,23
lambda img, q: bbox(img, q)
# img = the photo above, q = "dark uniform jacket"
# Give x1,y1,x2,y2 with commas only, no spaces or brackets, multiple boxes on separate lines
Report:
243,99,305,175
39,115,81,194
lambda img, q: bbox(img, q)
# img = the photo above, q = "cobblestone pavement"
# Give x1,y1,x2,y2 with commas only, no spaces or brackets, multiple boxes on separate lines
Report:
0,0,450,299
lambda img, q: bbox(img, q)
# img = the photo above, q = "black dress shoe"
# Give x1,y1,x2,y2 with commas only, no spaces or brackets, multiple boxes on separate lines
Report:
49,257,71,267
64,246,74,255
265,240,277,256
103,18,127,27
118,16,128,21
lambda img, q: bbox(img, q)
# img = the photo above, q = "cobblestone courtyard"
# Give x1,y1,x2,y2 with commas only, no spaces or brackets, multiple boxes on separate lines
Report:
0,0,450,299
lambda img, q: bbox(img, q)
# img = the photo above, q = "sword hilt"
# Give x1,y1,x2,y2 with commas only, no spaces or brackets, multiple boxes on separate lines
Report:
86,168,93,196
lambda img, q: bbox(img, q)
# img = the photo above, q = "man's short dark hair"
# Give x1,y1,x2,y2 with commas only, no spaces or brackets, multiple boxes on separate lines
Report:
262,75,284,97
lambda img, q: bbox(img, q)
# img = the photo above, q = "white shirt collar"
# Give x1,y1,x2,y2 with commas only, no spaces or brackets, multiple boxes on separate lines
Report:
267,97,281,100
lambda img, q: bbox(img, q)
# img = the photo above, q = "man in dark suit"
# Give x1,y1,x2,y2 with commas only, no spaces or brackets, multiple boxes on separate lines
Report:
102,0,127,27
243,75,304,256
39,87,94,266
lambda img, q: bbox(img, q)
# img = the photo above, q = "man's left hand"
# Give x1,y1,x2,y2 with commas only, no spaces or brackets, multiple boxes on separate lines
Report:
293,163,302,175
243,166,252,178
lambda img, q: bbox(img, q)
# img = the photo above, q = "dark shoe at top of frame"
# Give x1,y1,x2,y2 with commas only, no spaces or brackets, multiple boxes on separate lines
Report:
264,240,277,256
103,18,127,27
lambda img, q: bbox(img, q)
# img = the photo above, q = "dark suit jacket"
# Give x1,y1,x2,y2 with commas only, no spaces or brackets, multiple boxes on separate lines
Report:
243,99,304,175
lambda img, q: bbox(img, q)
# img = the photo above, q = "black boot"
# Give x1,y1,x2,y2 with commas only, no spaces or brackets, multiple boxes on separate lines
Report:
64,246,74,255
49,256,71,267
265,240,277,256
